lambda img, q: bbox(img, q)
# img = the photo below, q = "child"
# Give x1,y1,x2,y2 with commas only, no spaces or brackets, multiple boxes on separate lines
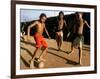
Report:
27,13,50,67
70,12,90,65
55,11,67,51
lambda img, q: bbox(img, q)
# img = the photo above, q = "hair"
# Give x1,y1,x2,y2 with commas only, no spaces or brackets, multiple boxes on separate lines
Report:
59,11,64,15
75,12,83,16
75,12,84,22
58,11,64,20
39,13,47,19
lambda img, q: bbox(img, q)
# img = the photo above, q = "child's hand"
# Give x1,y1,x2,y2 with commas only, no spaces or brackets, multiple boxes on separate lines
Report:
67,32,70,38
48,36,51,39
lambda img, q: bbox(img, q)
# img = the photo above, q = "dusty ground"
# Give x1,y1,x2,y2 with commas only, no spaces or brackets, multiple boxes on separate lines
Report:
20,35,90,69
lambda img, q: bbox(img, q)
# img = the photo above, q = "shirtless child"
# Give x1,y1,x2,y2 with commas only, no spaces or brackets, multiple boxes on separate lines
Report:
27,13,50,66
70,12,90,65
55,11,67,51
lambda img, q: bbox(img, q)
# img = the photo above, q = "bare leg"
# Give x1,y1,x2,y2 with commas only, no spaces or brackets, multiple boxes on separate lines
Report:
57,39,60,50
31,47,41,61
79,41,83,65
70,44,74,53
39,47,47,62
59,32,63,50
30,47,41,68
56,33,60,50
59,37,63,50
79,47,82,65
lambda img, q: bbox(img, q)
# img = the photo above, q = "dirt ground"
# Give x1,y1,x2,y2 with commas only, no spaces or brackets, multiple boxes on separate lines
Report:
20,35,90,69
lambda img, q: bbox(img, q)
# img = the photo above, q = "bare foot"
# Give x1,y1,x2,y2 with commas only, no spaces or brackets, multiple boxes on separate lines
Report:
30,60,34,69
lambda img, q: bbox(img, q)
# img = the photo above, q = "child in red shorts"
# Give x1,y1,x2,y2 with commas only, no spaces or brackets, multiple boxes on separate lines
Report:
27,13,50,67
34,33,48,48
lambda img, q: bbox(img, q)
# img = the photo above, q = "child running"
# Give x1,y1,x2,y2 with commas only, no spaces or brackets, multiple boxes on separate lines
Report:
70,12,90,65
55,11,67,51
27,13,50,66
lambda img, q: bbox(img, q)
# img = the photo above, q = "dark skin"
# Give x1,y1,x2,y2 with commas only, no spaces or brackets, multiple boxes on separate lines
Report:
56,13,67,51
27,17,50,37
27,16,50,68
70,12,90,65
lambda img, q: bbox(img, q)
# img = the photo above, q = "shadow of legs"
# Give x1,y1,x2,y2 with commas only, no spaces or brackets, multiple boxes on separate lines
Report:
20,55,30,67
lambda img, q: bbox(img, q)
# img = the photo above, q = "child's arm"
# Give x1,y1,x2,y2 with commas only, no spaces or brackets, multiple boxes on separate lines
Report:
44,24,51,39
27,21,37,38
64,20,70,38
64,20,67,28
84,20,90,28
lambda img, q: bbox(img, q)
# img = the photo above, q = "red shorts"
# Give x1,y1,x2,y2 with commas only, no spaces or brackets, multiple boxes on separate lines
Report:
34,33,48,48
